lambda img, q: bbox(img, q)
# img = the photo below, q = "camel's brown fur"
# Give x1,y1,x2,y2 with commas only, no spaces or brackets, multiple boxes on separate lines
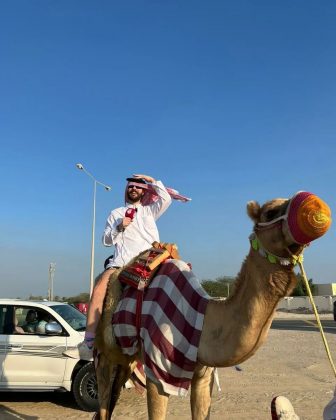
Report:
95,267,123,352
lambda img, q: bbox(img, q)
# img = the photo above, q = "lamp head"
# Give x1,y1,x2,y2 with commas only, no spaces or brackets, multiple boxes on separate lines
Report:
105,186,112,191
76,163,84,170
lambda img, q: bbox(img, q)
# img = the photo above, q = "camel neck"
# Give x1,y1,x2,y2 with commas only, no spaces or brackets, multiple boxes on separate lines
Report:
197,249,297,367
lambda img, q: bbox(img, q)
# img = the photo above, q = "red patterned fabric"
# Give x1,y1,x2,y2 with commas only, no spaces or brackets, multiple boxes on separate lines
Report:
112,259,209,396
141,186,191,205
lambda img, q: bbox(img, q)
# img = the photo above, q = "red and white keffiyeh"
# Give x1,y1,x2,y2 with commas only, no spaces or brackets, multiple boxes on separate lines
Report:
126,180,191,204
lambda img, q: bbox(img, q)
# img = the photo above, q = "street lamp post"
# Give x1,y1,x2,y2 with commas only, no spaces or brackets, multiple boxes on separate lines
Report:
76,163,111,297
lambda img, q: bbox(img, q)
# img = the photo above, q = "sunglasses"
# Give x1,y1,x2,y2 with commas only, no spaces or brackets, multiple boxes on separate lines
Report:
128,185,143,190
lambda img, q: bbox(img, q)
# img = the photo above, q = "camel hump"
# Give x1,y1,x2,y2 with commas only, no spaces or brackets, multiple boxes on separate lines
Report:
157,258,193,277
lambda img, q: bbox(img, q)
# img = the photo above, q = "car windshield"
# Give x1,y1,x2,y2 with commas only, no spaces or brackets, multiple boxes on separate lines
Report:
51,304,87,331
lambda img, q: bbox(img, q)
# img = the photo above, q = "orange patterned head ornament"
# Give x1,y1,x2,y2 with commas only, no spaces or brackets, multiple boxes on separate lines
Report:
285,191,332,244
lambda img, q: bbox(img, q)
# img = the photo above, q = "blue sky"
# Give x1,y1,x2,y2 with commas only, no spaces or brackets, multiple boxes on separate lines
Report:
1,1,335,298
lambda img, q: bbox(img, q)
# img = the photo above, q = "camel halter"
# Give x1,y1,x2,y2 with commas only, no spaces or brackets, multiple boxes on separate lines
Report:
249,232,304,266
250,233,336,379
256,191,332,245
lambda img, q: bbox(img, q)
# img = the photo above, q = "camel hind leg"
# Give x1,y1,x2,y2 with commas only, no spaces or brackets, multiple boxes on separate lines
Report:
190,364,214,420
95,354,136,419
95,353,118,420
94,268,125,419
108,362,137,414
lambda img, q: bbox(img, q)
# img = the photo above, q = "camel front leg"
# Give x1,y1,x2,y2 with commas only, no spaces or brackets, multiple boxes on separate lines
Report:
146,377,169,420
190,364,214,420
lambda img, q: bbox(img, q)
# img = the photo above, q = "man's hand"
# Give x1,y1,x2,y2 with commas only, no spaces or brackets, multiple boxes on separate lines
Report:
133,174,156,183
117,217,132,232
122,217,133,228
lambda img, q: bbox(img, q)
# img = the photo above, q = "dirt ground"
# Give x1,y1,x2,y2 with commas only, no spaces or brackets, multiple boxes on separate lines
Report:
1,312,335,419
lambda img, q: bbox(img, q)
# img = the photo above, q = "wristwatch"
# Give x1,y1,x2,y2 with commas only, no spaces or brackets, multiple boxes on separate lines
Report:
117,223,125,233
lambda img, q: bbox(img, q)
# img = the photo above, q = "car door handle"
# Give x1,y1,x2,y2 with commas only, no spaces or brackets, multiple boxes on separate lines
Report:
7,344,23,349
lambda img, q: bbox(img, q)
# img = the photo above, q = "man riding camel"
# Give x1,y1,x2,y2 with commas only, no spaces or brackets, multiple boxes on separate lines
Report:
65,173,190,360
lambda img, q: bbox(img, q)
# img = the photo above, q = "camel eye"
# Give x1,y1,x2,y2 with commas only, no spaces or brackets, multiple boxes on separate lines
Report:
265,209,279,221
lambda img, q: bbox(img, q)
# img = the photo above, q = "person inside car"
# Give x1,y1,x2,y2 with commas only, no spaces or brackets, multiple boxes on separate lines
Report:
23,309,39,333
36,312,51,334
13,315,25,334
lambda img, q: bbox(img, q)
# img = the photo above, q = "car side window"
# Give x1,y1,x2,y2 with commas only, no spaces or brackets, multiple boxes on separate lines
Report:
1,305,16,335
13,307,59,335
13,307,29,334
0,305,8,334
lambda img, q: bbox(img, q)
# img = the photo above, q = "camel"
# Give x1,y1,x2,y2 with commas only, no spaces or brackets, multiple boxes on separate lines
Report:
93,194,329,420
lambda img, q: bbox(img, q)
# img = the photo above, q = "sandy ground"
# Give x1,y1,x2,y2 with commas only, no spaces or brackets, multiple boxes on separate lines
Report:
1,312,336,419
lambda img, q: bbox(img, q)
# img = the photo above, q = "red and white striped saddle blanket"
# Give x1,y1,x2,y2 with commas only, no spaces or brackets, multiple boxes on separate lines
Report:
112,259,210,396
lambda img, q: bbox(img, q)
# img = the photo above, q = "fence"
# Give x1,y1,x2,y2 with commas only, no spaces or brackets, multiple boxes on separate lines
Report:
278,296,336,313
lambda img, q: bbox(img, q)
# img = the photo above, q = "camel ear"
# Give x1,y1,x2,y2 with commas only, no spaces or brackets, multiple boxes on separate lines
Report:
247,201,261,223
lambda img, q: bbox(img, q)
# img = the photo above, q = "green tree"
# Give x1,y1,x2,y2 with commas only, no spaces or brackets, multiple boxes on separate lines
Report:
291,273,316,296
66,292,90,304
202,276,235,297
28,294,45,301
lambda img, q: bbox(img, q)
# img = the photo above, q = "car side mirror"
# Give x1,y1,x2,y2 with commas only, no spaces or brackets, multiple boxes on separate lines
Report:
45,321,63,335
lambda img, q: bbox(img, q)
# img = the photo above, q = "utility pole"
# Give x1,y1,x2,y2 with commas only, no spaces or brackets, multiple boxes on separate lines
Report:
48,263,56,301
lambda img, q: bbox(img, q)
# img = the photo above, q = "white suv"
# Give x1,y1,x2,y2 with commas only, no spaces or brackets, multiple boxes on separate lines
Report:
0,299,98,411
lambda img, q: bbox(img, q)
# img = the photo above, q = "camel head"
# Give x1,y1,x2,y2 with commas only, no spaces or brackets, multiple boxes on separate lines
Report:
247,192,332,263
247,198,302,260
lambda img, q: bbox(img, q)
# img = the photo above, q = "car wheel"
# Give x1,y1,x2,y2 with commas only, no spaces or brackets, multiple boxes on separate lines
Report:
72,362,98,412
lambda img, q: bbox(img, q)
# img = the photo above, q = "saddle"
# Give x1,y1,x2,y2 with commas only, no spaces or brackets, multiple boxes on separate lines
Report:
118,242,180,290
117,242,181,336
99,242,181,353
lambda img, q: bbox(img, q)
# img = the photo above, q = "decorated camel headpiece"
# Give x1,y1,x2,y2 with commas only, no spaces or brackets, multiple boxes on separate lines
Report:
257,191,332,245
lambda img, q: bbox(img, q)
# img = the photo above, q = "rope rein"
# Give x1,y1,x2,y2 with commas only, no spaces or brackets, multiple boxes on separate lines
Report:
298,261,336,378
